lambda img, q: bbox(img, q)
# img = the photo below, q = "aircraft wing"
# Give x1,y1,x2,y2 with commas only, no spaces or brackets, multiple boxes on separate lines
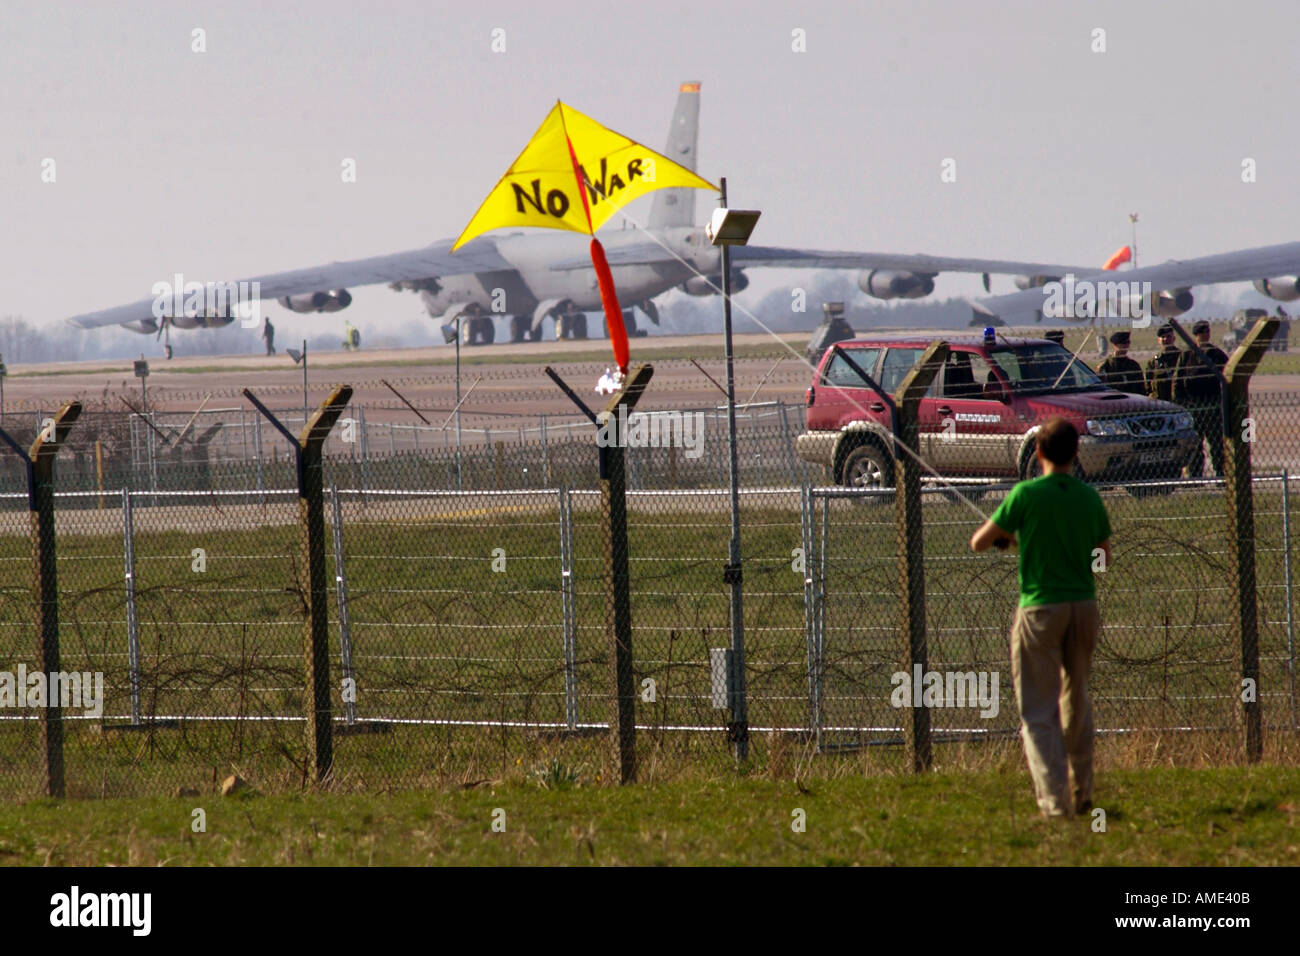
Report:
65,238,512,329
972,240,1300,318
729,245,1095,277
550,241,1096,277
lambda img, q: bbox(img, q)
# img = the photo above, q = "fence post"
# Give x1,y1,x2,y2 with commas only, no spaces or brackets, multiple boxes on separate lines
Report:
330,484,357,726
244,386,353,783
122,489,143,725
254,416,264,505
598,366,653,783
891,342,948,773
0,402,81,797
358,404,369,501
1284,469,1297,732
800,485,821,744
558,486,579,729
542,363,652,784
779,402,798,485
541,415,550,487
1222,317,1278,763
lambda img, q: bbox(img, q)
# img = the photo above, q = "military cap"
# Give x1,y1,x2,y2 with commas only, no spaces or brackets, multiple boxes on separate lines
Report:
1156,323,1174,337
1192,319,1210,335
1110,330,1131,346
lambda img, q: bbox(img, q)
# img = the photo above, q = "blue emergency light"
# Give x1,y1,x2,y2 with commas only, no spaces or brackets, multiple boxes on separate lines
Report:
983,326,996,348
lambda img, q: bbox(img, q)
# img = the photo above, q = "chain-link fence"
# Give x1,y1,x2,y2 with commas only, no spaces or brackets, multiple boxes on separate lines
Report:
8,390,1299,497
0,401,814,497
3,323,1299,797
0,467,1296,798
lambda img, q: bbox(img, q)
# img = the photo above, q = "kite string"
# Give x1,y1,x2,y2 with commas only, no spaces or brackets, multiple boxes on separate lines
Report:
600,203,998,525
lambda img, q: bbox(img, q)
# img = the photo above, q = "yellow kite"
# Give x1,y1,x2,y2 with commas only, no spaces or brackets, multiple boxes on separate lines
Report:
452,101,716,251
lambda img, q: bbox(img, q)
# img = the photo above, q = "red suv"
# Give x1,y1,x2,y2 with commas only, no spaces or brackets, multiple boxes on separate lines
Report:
796,333,1200,487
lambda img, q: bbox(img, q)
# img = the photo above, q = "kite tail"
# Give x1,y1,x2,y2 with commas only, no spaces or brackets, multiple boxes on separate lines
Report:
590,237,629,374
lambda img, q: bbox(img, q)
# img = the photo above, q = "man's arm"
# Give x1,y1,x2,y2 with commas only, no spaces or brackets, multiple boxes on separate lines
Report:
970,519,1016,552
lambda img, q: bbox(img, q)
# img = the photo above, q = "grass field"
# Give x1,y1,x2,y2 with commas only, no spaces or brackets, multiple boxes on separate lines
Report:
0,765,1296,865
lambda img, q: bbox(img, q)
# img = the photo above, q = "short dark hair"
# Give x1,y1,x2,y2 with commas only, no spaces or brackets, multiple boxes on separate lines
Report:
1036,417,1078,466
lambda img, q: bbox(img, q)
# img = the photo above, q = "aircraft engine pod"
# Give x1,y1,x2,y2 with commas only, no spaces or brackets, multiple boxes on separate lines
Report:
858,269,935,300
1148,288,1195,318
1013,274,1061,290
170,313,236,329
1254,277,1300,302
277,289,353,313
680,270,749,296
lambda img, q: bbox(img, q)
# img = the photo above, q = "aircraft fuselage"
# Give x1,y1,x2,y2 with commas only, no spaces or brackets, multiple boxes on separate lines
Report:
416,226,720,321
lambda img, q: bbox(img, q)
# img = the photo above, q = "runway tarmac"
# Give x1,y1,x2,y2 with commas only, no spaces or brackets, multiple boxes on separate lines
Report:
6,330,1297,430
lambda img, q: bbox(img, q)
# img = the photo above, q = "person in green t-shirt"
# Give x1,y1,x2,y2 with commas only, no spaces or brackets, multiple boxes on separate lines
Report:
970,417,1112,819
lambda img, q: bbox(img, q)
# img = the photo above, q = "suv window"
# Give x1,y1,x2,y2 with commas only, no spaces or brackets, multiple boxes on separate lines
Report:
989,344,1104,394
822,348,880,387
941,350,997,399
879,347,926,393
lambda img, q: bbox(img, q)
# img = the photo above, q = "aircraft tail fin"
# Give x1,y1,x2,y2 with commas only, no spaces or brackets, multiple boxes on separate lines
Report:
648,81,701,230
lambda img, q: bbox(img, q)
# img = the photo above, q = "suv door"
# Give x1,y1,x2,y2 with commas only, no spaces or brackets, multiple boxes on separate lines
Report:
815,347,882,430
929,348,1018,475
875,346,943,463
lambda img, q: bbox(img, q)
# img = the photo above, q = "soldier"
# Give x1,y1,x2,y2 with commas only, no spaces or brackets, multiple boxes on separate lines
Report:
1174,319,1228,477
262,318,275,356
1096,330,1145,395
1145,323,1180,402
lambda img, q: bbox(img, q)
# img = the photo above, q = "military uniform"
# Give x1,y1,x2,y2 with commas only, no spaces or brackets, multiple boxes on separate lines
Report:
1145,347,1180,402
1096,354,1146,395
1174,340,1228,477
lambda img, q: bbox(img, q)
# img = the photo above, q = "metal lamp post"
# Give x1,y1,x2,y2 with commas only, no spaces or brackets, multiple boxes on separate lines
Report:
707,178,762,762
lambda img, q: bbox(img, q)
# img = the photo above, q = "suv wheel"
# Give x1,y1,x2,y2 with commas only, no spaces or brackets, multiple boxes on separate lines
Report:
1020,446,1043,481
1021,447,1086,482
842,444,893,493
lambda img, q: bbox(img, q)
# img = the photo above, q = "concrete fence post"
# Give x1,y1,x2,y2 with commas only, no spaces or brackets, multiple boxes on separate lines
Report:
892,342,948,773
1221,317,1279,762
244,386,353,784
0,401,82,798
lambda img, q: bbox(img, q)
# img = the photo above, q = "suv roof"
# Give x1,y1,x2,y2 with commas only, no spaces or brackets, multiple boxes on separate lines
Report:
834,333,1053,350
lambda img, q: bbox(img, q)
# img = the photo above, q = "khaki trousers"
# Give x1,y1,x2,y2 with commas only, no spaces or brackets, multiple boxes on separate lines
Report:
1009,600,1100,817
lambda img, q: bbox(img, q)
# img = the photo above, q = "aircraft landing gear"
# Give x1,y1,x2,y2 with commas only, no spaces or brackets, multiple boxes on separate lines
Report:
509,315,543,343
157,316,173,359
464,314,495,345
556,311,587,340
603,308,646,339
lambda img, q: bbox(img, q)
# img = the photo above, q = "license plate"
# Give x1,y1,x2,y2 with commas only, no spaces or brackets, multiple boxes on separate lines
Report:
1139,450,1172,465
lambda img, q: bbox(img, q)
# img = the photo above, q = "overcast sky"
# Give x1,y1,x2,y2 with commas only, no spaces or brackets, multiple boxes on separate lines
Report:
4,0,1297,337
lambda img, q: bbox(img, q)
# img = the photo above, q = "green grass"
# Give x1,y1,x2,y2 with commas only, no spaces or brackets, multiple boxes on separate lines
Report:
0,765,1295,865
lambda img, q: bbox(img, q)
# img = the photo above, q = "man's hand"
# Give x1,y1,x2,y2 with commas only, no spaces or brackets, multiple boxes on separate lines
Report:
970,518,1015,553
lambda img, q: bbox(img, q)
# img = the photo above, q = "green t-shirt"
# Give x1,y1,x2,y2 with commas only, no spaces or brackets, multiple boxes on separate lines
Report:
989,473,1112,608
